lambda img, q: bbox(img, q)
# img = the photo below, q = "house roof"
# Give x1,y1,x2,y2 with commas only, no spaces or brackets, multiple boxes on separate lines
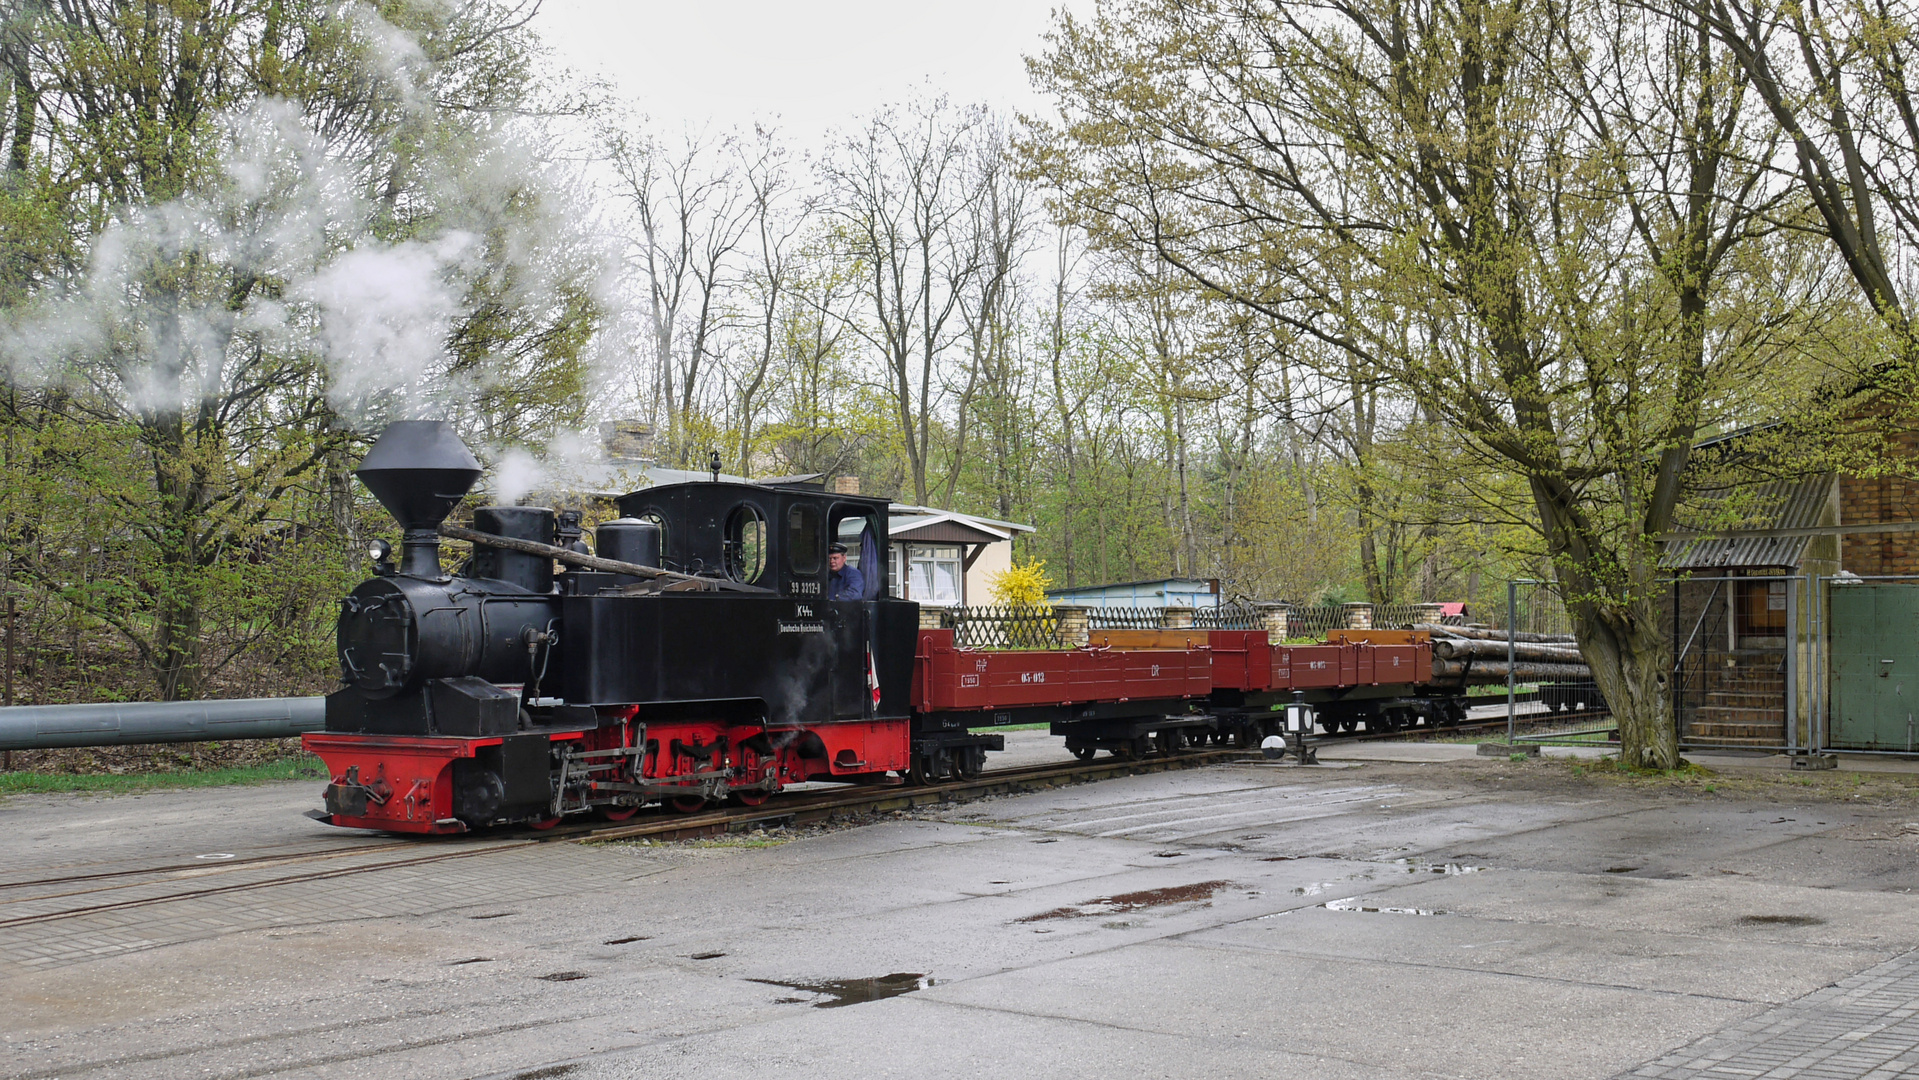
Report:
889,504,1035,535
1659,476,1836,570
891,517,1009,545
1047,578,1221,595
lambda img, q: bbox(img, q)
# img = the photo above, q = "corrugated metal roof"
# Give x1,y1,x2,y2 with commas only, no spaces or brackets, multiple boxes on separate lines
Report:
1659,475,1835,570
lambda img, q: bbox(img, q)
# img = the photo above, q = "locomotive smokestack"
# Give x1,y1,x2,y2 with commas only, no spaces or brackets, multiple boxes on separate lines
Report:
356,421,483,579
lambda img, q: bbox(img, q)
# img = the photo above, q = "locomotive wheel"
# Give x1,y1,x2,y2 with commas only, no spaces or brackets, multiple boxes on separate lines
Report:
596,805,640,822
730,789,771,808
1070,745,1097,761
667,794,707,814
911,752,950,785
1132,736,1152,758
528,815,563,830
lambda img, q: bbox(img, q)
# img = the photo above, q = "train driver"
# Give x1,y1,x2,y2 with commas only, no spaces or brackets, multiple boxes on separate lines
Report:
828,542,864,601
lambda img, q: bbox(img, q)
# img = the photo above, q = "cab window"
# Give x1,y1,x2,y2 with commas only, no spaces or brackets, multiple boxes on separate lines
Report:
723,503,768,583
832,509,882,598
787,503,821,575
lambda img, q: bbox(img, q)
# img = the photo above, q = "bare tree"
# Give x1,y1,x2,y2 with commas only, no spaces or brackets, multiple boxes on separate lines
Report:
825,97,985,504
607,126,753,464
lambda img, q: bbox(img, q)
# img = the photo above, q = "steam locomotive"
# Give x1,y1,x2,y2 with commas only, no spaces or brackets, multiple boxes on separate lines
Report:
304,422,1466,834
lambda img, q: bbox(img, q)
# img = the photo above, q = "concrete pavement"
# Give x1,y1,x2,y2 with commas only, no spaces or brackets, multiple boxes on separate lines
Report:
2,744,1916,1079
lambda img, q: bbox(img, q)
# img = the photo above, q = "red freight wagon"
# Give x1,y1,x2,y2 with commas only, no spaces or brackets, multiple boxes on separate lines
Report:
914,630,1077,710
1073,645,1212,702
1205,630,1273,692
1367,643,1429,685
1278,644,1354,689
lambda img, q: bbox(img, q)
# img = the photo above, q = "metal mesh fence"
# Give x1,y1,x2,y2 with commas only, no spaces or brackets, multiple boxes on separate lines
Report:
1484,584,1576,637
945,605,1065,649
1083,607,1162,630
1282,605,1348,640
1192,602,1264,630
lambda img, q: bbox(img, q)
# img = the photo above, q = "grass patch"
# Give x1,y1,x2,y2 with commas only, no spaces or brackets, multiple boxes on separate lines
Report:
0,754,327,796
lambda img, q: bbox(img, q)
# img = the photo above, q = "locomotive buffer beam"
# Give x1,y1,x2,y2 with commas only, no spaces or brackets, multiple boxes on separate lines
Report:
439,525,771,594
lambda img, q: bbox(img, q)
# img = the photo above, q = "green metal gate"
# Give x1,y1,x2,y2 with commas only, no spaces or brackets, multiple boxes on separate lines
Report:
1827,582,1919,752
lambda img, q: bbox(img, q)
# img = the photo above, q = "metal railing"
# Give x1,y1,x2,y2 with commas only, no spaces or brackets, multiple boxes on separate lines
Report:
1193,602,1264,630
945,605,1065,650
1283,606,1349,640
1084,607,1162,631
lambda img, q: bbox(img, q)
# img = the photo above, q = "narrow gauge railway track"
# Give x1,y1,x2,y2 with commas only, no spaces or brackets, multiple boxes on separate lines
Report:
1320,708,1614,745
0,747,1254,932
0,840,425,894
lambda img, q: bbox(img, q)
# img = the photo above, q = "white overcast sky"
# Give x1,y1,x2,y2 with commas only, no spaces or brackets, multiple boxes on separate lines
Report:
532,0,1073,143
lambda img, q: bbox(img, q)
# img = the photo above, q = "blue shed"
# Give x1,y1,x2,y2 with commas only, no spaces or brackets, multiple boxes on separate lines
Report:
1044,578,1223,609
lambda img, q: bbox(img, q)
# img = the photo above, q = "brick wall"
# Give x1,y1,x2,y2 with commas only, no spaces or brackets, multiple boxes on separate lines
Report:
1839,425,1919,574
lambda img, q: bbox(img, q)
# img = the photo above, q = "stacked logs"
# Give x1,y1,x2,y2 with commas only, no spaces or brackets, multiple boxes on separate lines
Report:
1412,624,1592,682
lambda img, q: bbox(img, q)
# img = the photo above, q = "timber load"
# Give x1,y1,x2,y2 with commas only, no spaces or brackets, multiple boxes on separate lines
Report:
1416,624,1593,685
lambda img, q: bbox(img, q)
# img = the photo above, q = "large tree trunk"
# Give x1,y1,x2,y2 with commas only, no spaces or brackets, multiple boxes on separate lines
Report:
1575,602,1678,770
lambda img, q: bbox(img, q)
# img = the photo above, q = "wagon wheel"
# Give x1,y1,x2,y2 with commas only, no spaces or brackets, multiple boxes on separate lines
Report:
596,804,640,822
956,747,984,780
1070,745,1097,762
1132,736,1152,758
667,794,707,814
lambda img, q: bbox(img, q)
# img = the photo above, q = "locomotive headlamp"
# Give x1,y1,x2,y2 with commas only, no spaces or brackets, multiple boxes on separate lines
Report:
368,539,392,563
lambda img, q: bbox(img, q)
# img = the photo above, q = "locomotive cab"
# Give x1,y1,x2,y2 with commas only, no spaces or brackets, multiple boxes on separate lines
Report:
560,480,918,725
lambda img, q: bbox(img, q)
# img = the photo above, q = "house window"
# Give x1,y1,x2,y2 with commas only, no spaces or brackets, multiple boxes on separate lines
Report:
907,544,963,606
889,545,904,599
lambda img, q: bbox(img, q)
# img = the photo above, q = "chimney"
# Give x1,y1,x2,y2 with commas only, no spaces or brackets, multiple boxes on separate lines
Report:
356,421,483,579
600,420,655,464
834,476,861,495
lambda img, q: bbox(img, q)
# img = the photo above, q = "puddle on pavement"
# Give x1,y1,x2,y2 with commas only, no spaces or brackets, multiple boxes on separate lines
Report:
1152,851,1187,858
603,935,651,945
1323,898,1446,916
1018,880,1236,922
1392,858,1483,875
1290,881,1345,896
1739,914,1826,927
689,951,727,960
506,1066,580,1080
469,912,517,920
751,972,933,1008
536,971,589,982
1604,867,1639,874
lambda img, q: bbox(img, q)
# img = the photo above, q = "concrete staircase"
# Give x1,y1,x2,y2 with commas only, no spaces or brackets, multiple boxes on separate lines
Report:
1686,647,1787,746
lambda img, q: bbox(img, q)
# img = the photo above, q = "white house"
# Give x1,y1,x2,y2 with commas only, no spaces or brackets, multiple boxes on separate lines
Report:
885,505,1035,608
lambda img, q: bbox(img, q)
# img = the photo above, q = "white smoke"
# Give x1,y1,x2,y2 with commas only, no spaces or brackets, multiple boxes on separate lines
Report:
298,233,478,404
487,428,644,505
0,4,615,434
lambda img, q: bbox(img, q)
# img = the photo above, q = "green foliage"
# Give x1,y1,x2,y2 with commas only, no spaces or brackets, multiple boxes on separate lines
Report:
0,755,327,796
0,1,597,702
